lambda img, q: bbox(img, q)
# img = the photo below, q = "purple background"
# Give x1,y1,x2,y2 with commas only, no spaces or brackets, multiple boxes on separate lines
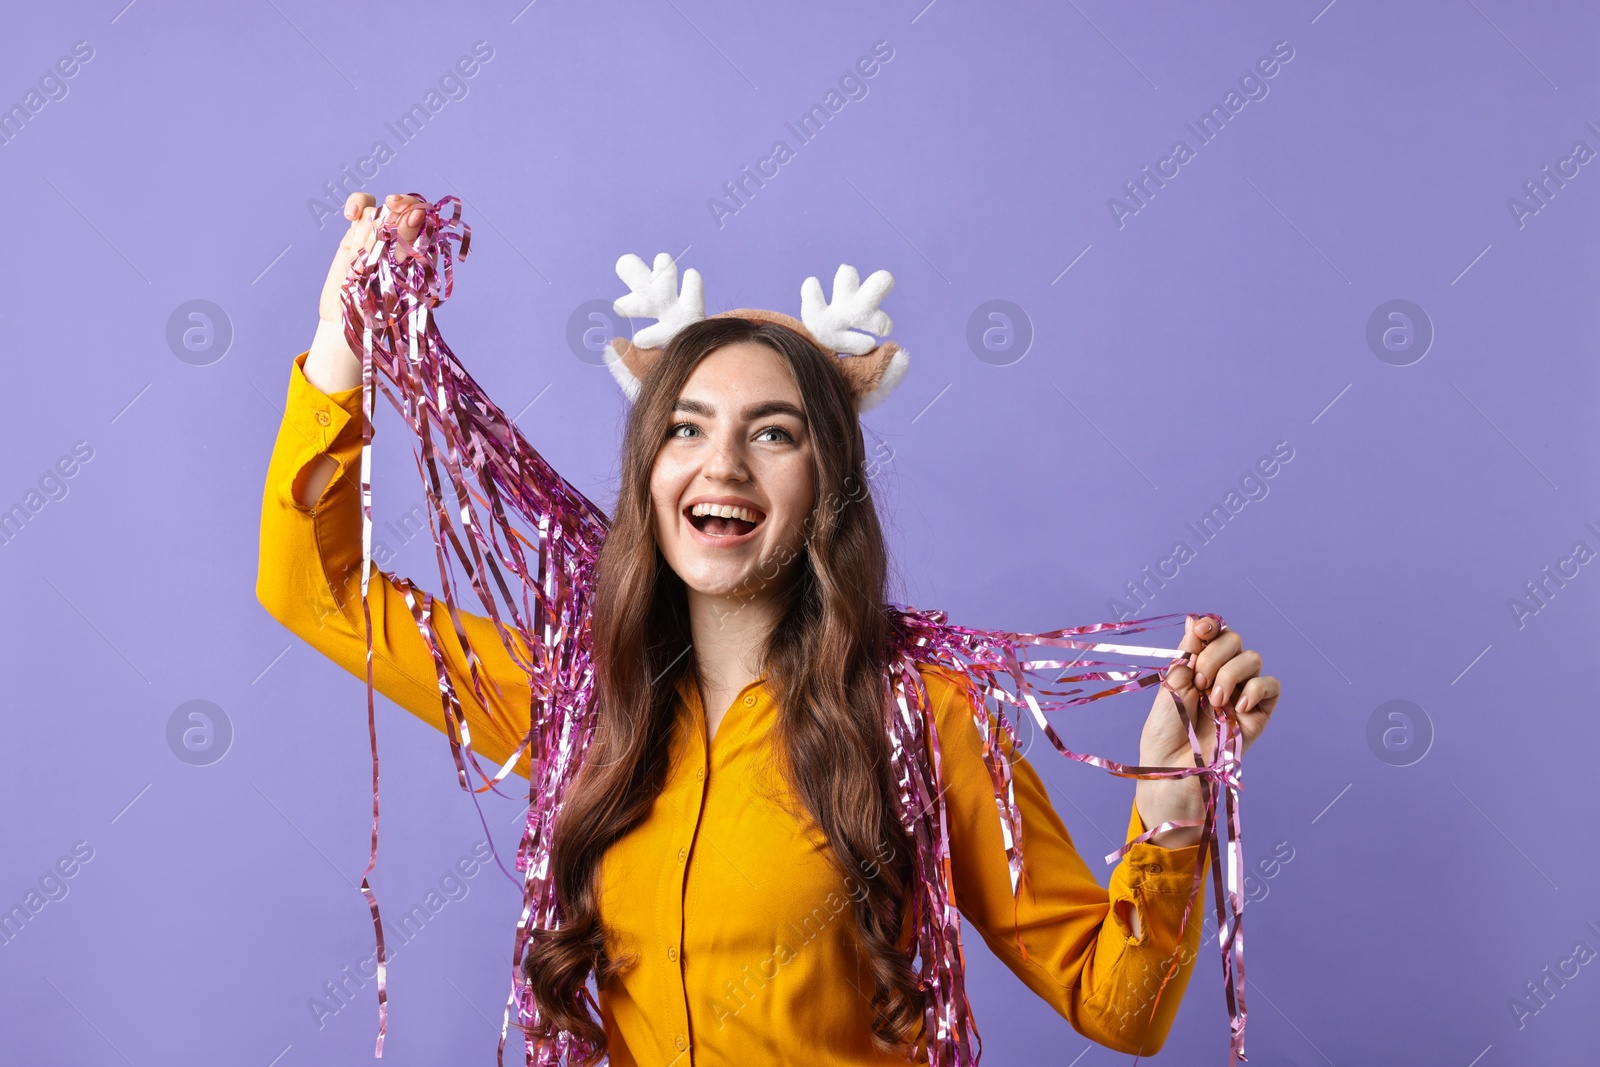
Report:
3,1,1598,1064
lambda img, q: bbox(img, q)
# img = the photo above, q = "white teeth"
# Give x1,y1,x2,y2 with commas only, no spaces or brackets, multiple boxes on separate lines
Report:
689,502,761,523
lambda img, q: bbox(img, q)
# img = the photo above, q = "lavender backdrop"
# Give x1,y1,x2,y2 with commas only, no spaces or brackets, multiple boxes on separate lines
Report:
2,1,1597,1064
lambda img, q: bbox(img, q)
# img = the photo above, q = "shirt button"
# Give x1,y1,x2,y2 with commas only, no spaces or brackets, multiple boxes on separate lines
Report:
677,847,687,862
743,695,756,707
1147,863,1163,874
667,946,677,961
314,411,331,426
695,768,705,780
675,1035,688,1051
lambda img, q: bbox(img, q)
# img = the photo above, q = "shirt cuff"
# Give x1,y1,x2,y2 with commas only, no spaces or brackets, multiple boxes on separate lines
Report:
1108,802,1210,945
287,349,366,449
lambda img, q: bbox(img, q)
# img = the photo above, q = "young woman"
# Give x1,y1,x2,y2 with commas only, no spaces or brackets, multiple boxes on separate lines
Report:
256,192,1280,1065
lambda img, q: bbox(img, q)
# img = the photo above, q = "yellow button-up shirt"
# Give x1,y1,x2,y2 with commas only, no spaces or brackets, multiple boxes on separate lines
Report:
257,351,1211,1065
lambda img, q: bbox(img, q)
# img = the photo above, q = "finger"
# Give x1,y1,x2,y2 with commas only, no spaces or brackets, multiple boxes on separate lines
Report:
353,204,381,258
1235,674,1280,716
332,205,375,270
344,191,377,221
1179,614,1218,655
1191,628,1242,691
331,207,380,282
385,193,427,247
1160,658,1203,722
1164,657,1196,699
343,202,377,240
1207,648,1262,709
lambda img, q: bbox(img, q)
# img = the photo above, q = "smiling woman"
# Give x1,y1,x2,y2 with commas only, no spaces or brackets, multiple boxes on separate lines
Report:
528,312,946,1056
257,191,1278,1067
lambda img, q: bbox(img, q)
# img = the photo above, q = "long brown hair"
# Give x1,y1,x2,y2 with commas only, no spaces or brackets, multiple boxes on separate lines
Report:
521,316,924,1059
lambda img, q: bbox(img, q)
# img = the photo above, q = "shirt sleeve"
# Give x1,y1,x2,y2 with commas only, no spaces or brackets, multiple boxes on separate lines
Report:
922,664,1212,1056
255,349,537,779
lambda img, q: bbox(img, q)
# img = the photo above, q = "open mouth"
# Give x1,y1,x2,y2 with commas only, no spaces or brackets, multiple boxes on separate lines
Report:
685,501,765,541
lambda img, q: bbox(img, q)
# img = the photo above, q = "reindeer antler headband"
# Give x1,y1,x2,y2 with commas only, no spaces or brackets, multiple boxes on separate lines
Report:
602,253,910,412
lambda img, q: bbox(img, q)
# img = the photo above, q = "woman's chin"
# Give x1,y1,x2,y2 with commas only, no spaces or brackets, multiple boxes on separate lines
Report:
679,567,761,600
673,553,777,602
663,523,806,603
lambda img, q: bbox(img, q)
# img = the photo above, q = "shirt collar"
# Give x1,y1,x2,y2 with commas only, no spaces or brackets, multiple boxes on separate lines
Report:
671,670,771,712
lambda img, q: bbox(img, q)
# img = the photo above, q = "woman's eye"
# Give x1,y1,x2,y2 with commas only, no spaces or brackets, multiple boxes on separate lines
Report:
669,422,698,438
756,426,794,444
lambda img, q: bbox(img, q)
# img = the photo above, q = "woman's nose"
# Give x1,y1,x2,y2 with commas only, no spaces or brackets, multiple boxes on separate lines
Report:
702,434,749,481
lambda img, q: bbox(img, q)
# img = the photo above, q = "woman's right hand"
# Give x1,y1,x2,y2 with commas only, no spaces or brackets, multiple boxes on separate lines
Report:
304,191,429,394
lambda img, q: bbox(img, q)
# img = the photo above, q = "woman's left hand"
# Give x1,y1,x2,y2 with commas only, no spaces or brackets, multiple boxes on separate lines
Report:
1133,614,1280,847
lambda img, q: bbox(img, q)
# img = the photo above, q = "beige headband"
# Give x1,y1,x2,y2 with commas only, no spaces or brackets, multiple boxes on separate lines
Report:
603,252,910,412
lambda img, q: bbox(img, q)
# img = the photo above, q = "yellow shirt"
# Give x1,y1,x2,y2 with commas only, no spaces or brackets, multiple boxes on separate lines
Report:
257,350,1211,1064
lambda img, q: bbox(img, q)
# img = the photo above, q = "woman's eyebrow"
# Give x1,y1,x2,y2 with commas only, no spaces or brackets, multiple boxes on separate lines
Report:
742,400,806,422
673,397,807,422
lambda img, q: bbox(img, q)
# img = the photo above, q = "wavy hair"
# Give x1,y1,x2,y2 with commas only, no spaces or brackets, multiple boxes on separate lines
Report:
520,316,924,1060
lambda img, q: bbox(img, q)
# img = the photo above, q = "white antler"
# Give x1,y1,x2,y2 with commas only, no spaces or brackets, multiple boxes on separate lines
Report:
800,264,894,355
612,252,705,348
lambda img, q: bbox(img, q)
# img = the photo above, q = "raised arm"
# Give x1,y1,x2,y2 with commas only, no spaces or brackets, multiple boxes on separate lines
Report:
922,665,1211,1056
255,192,537,779
257,348,539,777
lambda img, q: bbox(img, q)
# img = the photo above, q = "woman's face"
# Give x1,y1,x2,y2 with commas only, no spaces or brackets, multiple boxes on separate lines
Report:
649,341,818,602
